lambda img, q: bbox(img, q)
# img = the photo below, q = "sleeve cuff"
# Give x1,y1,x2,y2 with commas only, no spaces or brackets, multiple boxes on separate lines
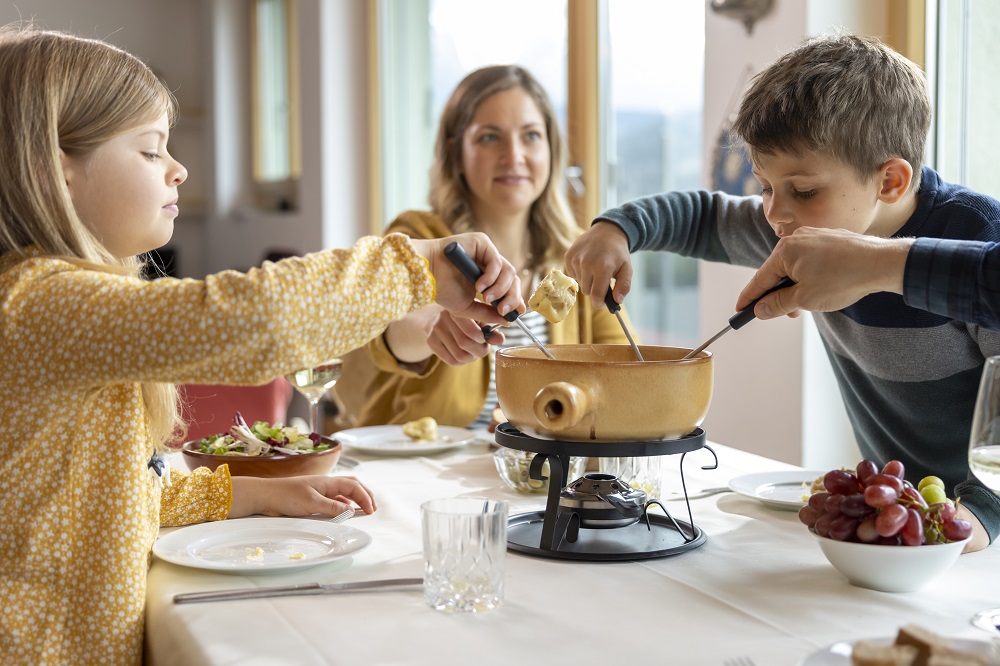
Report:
955,478,1000,544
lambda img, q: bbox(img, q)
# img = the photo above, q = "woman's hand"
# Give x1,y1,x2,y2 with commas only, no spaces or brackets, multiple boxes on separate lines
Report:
563,222,632,307
411,232,524,325
424,307,505,366
228,475,377,519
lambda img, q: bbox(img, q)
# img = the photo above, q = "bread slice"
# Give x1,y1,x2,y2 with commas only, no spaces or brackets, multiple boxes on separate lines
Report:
851,639,918,666
895,624,955,666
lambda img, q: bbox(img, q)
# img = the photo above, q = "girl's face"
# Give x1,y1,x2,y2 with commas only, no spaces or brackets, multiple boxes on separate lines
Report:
460,87,551,222
62,112,187,258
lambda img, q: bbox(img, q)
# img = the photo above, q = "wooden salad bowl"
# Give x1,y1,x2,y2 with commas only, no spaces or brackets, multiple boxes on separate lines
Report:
180,436,342,478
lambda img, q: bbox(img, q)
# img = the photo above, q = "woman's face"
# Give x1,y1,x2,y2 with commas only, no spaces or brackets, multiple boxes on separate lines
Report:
460,87,551,222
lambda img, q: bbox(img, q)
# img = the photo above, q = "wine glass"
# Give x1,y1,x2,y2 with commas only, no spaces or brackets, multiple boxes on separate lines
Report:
285,358,343,435
968,355,1000,634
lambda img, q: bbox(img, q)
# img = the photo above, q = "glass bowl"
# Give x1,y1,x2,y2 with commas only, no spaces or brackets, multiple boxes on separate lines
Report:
492,447,587,494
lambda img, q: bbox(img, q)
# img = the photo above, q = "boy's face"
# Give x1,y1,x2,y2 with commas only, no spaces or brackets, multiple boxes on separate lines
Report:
751,150,890,238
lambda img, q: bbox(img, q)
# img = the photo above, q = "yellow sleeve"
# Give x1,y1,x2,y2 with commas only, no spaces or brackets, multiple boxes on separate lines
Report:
3,234,435,387
159,464,233,527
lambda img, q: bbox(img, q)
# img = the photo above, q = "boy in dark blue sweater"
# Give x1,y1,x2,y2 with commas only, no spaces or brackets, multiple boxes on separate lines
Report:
566,34,1000,552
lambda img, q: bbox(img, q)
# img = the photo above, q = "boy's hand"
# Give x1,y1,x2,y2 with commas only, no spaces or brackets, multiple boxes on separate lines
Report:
738,227,912,319
564,221,632,308
412,233,524,324
229,475,377,519
958,504,989,553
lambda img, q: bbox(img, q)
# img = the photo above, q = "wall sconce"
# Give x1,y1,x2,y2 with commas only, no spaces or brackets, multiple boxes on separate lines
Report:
709,0,773,35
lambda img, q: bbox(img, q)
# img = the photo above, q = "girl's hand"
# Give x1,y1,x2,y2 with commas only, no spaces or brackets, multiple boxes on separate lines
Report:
229,475,377,519
411,233,524,324
564,222,633,308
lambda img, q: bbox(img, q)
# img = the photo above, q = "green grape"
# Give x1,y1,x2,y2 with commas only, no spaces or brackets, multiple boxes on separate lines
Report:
917,475,945,492
920,484,948,506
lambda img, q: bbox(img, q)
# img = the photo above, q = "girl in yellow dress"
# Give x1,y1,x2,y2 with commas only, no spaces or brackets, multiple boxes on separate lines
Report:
0,25,522,665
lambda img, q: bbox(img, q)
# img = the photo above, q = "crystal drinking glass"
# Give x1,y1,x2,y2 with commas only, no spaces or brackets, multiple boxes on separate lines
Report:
285,358,343,435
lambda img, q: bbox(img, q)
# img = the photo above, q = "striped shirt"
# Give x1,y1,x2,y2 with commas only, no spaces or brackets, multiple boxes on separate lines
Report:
470,307,550,429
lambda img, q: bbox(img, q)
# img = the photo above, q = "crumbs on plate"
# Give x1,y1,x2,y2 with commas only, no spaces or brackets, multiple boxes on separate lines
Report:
245,547,265,561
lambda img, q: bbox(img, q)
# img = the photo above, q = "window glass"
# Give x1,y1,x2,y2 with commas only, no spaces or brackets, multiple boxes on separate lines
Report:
933,0,1000,198
380,0,567,223
254,0,293,183
605,0,705,345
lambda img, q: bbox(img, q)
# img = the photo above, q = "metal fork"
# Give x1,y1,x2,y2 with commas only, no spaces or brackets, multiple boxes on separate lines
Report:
330,507,355,523
724,658,756,666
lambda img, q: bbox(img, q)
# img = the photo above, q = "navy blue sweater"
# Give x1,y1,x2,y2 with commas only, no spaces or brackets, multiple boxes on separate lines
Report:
598,167,1000,541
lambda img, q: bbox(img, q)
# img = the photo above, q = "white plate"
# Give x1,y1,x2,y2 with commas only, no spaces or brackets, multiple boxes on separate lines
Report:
334,425,477,456
728,470,825,510
800,636,1000,665
153,517,371,574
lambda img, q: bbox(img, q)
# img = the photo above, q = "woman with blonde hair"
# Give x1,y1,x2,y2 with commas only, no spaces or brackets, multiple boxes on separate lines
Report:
0,25,522,664
346,64,629,429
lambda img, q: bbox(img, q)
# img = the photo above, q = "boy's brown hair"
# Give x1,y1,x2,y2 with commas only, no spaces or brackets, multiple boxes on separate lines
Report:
732,34,931,190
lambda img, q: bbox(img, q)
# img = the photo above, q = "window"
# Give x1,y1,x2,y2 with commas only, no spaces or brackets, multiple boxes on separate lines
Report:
930,0,1000,198
251,0,301,209
604,0,704,345
377,0,567,223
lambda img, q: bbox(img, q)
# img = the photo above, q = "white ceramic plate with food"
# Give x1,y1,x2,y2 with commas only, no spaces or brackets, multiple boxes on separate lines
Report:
728,470,825,510
153,517,371,574
334,425,478,456
799,636,1000,665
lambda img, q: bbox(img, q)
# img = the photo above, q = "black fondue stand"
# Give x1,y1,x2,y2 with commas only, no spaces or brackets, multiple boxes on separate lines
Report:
495,423,718,561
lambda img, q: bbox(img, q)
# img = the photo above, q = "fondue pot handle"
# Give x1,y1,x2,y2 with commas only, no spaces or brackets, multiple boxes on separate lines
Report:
533,382,590,431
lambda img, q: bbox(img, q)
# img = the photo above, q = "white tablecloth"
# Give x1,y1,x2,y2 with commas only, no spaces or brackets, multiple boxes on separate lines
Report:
145,441,1000,666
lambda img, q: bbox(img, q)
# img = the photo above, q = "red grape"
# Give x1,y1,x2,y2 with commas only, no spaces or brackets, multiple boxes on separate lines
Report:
943,519,972,542
863,484,899,509
900,485,928,508
840,493,874,518
856,459,878,485
934,503,957,523
868,474,904,494
899,508,924,546
856,516,880,543
808,492,830,513
875,504,908,537
828,515,860,542
824,493,845,516
824,469,860,495
798,505,821,528
814,512,835,538
882,460,905,479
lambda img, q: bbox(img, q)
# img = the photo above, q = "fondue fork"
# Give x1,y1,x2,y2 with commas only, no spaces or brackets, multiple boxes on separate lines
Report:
604,287,644,361
444,242,557,360
682,276,795,360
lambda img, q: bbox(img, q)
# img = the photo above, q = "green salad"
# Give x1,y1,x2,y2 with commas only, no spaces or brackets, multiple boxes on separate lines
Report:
197,414,331,456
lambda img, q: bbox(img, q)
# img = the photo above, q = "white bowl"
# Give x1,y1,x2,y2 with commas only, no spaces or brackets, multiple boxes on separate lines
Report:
811,531,970,593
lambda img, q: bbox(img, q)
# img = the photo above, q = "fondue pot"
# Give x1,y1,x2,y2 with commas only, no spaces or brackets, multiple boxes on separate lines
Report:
494,344,712,442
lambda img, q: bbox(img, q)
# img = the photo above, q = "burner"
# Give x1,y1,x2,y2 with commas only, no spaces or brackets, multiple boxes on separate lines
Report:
559,473,647,528
496,423,717,562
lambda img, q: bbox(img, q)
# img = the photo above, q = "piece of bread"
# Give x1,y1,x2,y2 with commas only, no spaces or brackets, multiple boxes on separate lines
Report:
927,650,989,666
402,416,438,442
528,268,579,324
851,640,918,666
895,625,956,666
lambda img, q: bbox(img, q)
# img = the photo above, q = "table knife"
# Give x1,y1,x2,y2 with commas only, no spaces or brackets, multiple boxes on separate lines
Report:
173,577,423,604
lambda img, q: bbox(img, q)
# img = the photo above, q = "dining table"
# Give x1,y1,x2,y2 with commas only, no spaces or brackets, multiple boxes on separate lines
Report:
145,435,1000,666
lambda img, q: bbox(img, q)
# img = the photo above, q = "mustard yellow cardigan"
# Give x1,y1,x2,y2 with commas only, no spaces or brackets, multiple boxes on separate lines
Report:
343,211,632,428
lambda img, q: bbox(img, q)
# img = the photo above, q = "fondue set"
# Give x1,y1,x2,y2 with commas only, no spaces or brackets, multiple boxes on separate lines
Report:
494,343,718,561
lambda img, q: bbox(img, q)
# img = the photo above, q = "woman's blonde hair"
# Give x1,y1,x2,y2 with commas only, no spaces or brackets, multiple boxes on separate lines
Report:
0,24,183,447
429,65,578,274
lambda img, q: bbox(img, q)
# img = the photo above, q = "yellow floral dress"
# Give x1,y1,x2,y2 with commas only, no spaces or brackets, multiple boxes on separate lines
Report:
0,234,434,665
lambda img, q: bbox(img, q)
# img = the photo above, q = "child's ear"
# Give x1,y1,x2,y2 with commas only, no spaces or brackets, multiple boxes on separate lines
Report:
877,158,913,203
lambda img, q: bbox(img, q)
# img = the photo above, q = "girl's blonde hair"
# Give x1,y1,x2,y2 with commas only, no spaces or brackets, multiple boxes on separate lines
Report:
0,24,183,447
429,65,578,274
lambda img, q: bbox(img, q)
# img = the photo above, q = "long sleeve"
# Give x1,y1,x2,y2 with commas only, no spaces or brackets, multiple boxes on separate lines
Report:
905,238,1000,331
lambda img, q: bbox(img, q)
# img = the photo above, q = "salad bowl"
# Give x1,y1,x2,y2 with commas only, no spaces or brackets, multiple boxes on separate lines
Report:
180,436,342,478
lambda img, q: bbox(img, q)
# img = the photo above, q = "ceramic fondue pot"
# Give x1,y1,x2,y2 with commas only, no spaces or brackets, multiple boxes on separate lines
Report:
494,344,713,442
